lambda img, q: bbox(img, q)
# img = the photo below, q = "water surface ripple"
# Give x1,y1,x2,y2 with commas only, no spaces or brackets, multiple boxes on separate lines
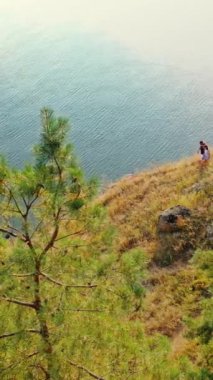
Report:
0,26,212,180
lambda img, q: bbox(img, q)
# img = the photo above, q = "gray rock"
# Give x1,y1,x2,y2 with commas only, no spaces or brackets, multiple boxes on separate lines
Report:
158,205,191,232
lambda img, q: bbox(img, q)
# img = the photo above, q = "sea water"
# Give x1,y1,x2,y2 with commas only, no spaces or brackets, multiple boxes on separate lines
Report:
0,1,212,180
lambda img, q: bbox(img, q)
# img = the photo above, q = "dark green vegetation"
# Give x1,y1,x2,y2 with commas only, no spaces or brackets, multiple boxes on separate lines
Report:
0,109,212,379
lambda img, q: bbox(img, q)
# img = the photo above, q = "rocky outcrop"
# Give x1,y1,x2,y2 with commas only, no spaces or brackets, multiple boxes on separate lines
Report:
158,205,191,233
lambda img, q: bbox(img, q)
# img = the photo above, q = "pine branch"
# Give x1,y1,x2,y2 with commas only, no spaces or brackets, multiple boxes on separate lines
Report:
22,214,36,252
0,228,17,238
53,154,62,181
21,196,28,208
40,271,97,288
43,224,59,252
41,208,61,256
3,185,24,217
27,193,40,210
24,230,35,251
30,220,43,239
10,192,24,216
11,272,35,278
0,351,39,373
0,227,26,242
22,189,41,216
0,329,40,339
55,230,85,242
7,224,23,235
68,360,106,380
1,296,35,309
63,309,103,312
26,351,39,358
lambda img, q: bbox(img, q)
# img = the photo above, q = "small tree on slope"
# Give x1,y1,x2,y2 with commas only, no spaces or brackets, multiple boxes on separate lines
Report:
0,109,110,379
0,109,148,380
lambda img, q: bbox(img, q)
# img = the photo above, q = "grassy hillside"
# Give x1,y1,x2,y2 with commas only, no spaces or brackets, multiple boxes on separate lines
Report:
100,154,213,376
100,154,212,254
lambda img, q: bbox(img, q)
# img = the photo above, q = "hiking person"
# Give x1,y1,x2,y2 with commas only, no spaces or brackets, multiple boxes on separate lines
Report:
198,141,210,163
204,144,210,161
198,141,205,161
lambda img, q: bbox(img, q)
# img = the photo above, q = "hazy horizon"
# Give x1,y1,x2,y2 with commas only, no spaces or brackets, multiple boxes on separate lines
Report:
1,0,213,75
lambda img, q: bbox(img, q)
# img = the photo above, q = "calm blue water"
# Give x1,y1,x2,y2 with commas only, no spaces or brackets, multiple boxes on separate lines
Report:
0,23,212,180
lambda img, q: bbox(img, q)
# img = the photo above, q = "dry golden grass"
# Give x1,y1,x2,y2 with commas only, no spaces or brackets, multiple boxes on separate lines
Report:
141,265,203,336
100,153,213,256
100,153,213,351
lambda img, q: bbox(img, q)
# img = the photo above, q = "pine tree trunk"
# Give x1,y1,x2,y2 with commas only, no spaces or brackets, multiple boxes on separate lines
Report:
34,261,56,379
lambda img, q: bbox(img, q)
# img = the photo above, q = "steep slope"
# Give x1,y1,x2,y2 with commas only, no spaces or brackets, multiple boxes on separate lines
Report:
100,155,212,256
100,154,213,373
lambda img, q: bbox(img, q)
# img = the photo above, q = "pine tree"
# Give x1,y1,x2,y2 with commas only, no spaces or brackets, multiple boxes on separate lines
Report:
0,109,167,379
0,108,113,379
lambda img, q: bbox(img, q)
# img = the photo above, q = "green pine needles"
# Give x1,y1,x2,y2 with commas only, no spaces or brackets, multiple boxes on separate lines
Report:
0,109,146,379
